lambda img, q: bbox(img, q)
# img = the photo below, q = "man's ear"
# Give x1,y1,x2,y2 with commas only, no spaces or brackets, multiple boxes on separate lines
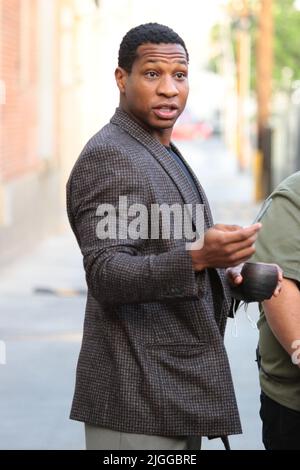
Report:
115,67,128,94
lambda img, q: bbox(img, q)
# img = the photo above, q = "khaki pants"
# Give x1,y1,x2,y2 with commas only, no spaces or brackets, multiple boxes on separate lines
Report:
85,424,201,450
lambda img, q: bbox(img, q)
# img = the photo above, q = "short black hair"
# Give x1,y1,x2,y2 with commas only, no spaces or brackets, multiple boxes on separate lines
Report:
118,23,189,73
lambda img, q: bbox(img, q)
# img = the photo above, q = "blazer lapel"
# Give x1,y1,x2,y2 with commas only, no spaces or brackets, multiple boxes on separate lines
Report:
170,141,214,230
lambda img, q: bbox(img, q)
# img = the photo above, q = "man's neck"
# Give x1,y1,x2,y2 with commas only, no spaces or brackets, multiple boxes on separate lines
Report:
151,128,172,146
119,104,172,146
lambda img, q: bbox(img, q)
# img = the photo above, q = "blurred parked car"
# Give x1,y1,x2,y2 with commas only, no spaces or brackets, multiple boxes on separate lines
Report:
172,109,213,141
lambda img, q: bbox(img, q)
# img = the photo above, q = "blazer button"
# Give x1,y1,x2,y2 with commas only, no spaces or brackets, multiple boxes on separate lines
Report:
171,287,181,294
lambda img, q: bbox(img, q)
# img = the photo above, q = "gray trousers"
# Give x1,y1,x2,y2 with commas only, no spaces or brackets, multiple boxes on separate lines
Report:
85,424,201,450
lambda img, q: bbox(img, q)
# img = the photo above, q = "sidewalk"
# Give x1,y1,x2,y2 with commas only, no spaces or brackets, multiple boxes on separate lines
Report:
0,230,86,449
0,137,264,450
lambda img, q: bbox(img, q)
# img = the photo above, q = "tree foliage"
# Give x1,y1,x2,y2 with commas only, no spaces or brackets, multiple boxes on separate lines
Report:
208,0,300,90
273,0,300,87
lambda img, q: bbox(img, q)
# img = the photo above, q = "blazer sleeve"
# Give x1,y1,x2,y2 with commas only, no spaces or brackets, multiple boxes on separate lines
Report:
66,145,202,306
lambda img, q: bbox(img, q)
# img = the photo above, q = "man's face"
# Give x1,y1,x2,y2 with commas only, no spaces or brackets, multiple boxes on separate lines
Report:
116,43,189,142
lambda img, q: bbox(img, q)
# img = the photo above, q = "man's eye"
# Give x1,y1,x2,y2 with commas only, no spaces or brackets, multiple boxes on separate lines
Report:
145,71,158,78
175,72,186,79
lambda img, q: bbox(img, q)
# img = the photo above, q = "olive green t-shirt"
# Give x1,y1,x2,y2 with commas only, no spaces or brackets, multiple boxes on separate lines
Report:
252,171,300,411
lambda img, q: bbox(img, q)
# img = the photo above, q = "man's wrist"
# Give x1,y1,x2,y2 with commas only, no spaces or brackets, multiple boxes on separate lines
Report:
188,248,206,272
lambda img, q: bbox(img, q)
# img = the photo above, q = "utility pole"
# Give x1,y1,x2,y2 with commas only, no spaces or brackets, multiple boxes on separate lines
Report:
236,3,251,172
255,0,273,200
228,0,252,172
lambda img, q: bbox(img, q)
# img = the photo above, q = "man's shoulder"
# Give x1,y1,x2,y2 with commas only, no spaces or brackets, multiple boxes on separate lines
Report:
83,121,129,154
67,120,147,188
252,171,300,276
273,171,300,201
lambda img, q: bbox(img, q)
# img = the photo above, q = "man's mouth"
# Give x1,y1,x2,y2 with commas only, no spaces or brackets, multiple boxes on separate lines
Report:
152,105,178,120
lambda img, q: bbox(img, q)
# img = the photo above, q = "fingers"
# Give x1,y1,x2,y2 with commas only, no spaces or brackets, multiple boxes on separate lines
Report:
273,278,283,297
222,223,262,244
265,264,283,297
228,233,258,252
214,224,242,232
226,264,244,276
220,237,257,266
226,269,243,284
272,282,282,297
228,246,256,266
226,264,244,285
208,224,260,247
268,264,283,297
233,275,243,285
275,265,283,282
230,273,243,285
273,285,282,297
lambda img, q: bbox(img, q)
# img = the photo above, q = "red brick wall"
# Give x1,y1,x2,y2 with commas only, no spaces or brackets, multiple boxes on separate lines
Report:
1,0,39,182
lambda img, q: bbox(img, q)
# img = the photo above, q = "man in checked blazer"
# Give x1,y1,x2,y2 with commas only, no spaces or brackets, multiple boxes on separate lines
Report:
66,23,262,450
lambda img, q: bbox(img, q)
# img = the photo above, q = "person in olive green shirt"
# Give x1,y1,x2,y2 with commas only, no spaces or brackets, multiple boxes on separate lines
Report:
251,171,300,450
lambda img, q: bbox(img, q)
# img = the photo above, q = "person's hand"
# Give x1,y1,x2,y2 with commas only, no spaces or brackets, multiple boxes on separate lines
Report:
261,263,283,297
226,263,244,286
226,262,283,297
189,223,261,272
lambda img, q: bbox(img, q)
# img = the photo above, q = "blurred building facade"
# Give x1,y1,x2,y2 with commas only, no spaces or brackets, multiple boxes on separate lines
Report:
272,87,300,187
0,0,60,264
0,0,111,265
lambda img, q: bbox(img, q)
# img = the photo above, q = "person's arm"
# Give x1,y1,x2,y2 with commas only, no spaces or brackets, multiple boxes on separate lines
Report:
263,278,300,366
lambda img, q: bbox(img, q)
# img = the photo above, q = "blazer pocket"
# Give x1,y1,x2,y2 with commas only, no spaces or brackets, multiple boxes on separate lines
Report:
145,342,207,359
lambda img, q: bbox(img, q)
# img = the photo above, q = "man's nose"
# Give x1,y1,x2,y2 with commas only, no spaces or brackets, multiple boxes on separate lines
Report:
156,75,179,97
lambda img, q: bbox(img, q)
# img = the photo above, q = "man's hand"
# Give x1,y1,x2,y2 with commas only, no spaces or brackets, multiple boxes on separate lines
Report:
226,263,283,298
188,223,261,272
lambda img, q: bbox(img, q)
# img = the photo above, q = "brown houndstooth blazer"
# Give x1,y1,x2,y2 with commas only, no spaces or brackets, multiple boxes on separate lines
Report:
66,107,242,437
